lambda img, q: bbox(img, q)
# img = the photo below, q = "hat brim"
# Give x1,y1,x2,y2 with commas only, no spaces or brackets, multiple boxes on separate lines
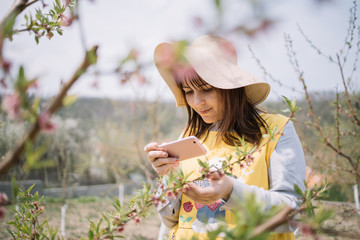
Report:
154,42,270,107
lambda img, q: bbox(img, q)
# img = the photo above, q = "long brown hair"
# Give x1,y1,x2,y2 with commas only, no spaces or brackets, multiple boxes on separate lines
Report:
178,74,268,146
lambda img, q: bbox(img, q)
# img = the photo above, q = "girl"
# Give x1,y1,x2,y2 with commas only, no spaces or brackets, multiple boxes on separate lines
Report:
144,35,306,240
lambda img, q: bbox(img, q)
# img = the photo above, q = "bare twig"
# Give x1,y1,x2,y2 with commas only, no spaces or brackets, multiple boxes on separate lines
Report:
285,34,360,181
340,0,358,68
74,0,87,52
248,45,302,97
297,24,334,63
336,53,360,127
250,206,294,238
335,91,341,151
0,45,98,176
349,25,360,80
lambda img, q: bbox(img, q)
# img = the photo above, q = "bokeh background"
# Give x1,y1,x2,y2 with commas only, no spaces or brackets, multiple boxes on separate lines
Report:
0,0,359,239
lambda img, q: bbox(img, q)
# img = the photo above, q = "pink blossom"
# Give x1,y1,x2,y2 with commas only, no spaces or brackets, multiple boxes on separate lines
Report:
166,190,177,199
0,193,9,205
155,44,176,69
0,78,7,88
134,216,141,224
172,64,197,83
219,40,237,59
306,166,323,189
193,16,204,29
60,14,74,26
120,71,131,84
1,60,11,73
151,195,160,206
128,49,139,61
38,206,44,214
2,94,21,119
0,206,4,219
299,223,315,236
91,80,99,89
38,112,57,133
29,80,39,89
136,73,146,85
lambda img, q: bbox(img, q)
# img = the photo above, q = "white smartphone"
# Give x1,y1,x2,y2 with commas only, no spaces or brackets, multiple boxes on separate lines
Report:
159,136,207,161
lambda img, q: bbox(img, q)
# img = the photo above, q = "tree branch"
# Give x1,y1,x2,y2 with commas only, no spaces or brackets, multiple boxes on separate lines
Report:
250,206,294,238
0,0,30,62
0,0,31,26
0,45,98,176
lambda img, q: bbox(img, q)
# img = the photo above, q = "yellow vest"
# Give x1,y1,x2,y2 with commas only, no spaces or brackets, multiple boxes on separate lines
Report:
168,114,294,240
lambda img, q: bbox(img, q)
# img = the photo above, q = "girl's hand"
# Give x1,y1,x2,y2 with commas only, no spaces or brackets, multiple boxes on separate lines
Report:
180,172,234,205
144,142,180,176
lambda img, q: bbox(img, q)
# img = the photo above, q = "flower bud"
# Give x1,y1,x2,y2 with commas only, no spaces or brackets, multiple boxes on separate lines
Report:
134,216,141,224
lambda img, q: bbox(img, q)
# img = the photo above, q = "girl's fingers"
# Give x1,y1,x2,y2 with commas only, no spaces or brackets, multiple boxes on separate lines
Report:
153,157,179,168
143,142,158,152
148,151,168,162
144,142,167,153
155,162,179,176
207,171,222,181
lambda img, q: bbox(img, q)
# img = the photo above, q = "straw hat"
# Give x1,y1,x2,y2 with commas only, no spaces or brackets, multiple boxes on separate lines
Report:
154,35,270,107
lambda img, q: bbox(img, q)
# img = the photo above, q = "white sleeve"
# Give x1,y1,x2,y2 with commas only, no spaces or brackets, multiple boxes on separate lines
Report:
221,121,306,232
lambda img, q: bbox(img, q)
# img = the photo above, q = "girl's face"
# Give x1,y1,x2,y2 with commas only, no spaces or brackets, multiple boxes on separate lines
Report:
182,83,221,124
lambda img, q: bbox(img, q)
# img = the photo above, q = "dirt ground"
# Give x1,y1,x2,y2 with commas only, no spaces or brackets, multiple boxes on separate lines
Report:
0,197,359,240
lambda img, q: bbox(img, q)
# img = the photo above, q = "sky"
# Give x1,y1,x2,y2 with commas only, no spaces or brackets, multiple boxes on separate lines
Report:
0,0,358,104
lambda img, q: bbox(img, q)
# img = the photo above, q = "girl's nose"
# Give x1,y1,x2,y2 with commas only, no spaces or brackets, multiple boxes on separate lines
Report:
193,92,205,107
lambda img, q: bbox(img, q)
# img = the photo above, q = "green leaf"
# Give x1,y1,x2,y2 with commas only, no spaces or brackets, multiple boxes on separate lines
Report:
86,47,98,65
282,95,300,114
214,0,221,11
56,28,63,35
197,159,208,169
24,141,50,171
11,176,20,202
25,184,36,195
62,94,77,107
6,229,15,238
96,218,103,233
18,66,26,87
281,109,291,113
3,12,17,40
293,183,304,196
32,97,40,113
88,229,94,240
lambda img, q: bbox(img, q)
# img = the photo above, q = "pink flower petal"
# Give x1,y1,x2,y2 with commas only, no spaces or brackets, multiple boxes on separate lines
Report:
38,112,57,133
2,94,21,119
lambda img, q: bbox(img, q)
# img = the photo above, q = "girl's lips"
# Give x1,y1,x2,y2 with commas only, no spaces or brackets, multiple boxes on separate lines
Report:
199,108,211,115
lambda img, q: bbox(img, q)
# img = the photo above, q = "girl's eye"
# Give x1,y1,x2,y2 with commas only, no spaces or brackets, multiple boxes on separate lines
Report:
184,90,193,95
203,88,213,93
